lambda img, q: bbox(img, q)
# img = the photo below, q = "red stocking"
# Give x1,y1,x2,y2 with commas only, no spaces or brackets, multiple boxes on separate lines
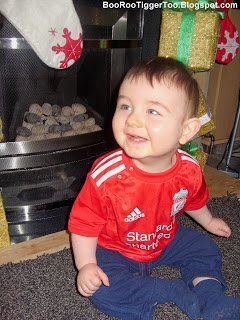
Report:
216,0,239,64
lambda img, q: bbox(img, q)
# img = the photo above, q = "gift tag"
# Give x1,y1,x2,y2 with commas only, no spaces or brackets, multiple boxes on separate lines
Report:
0,0,83,69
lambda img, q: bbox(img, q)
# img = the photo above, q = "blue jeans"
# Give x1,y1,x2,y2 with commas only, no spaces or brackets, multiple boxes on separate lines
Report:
90,226,226,320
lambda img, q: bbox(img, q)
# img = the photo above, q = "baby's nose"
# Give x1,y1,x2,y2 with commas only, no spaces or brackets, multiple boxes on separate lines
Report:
126,111,143,128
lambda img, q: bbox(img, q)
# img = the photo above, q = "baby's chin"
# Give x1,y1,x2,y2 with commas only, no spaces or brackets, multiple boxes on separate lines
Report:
122,145,149,160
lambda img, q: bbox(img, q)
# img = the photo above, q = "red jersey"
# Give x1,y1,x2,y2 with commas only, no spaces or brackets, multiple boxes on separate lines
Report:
68,149,209,262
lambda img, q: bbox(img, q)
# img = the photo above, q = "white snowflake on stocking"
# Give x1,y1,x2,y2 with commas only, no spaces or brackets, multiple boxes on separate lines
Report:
217,30,240,62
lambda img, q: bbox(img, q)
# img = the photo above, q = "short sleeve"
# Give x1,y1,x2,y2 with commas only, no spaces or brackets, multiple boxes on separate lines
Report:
184,168,209,211
68,174,108,237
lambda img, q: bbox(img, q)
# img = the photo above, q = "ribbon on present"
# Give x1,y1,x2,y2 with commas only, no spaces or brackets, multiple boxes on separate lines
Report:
181,141,199,158
181,141,208,169
162,0,224,66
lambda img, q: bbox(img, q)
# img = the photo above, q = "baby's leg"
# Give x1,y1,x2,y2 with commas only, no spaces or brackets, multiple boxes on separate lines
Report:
193,279,240,320
89,246,199,320
181,230,240,319
154,226,240,320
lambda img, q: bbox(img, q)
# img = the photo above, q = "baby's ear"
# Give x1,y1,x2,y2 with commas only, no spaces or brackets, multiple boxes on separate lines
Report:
179,118,201,145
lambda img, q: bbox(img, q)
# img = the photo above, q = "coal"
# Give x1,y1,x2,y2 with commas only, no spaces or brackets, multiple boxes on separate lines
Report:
61,124,72,132
16,126,32,137
48,124,62,133
24,112,42,124
52,105,61,117
73,114,88,123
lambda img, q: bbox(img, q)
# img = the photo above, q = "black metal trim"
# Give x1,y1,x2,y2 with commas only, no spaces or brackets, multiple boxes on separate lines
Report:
5,198,74,213
0,130,106,156
0,38,141,49
0,140,109,170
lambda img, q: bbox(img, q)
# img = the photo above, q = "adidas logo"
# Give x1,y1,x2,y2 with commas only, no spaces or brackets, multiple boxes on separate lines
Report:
124,207,145,222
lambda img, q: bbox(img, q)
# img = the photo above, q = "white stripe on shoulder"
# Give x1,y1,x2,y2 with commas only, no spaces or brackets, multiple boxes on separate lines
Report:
91,155,123,179
178,149,195,159
181,155,199,166
96,164,126,187
92,150,123,173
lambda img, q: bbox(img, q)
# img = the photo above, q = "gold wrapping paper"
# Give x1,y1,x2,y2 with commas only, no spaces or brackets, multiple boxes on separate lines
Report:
0,117,3,142
196,149,208,170
0,191,10,248
197,89,215,136
158,10,219,71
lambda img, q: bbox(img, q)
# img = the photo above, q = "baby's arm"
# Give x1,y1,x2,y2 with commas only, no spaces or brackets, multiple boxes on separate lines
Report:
71,234,109,297
186,205,231,238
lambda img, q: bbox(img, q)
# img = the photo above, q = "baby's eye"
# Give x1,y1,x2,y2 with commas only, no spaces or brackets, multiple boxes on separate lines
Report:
120,104,131,111
147,108,161,115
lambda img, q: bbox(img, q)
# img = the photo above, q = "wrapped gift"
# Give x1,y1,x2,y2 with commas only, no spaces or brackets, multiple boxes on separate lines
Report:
0,191,10,248
158,0,221,71
197,88,215,136
0,117,3,142
181,141,208,170
196,149,208,170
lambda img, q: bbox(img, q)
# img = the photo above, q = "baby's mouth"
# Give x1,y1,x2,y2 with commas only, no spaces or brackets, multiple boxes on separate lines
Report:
126,134,147,143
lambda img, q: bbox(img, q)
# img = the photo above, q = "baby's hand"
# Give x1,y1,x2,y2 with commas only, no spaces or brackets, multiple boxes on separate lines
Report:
77,263,110,297
206,217,231,238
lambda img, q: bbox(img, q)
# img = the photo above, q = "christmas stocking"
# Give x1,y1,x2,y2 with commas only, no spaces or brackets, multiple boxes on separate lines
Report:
0,0,83,69
216,0,239,64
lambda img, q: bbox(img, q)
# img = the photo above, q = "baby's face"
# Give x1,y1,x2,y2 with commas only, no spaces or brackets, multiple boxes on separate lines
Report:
112,75,191,171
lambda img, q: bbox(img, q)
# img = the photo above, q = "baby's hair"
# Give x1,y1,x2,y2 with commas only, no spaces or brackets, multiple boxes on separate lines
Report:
124,57,199,116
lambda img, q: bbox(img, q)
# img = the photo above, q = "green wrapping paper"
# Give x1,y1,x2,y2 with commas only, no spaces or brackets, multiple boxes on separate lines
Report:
181,141,208,170
181,141,199,158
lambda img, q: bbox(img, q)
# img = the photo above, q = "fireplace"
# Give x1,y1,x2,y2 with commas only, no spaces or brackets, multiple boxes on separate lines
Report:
0,1,160,244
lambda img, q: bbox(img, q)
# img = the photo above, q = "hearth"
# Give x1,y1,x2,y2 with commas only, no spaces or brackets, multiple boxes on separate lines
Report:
0,1,160,243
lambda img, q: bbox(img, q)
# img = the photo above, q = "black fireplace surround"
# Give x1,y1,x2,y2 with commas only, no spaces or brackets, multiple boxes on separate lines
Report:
0,0,161,244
